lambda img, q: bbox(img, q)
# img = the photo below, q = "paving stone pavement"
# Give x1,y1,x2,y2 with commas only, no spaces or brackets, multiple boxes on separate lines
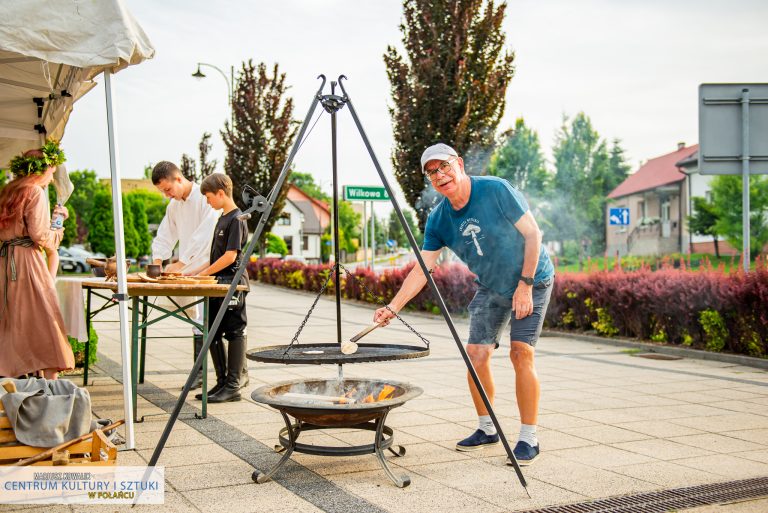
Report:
5,282,766,513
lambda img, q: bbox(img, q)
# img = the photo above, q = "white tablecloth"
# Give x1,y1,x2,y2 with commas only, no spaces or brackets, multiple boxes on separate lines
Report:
55,277,93,342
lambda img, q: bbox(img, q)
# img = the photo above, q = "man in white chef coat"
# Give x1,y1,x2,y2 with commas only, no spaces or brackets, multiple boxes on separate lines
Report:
150,161,228,390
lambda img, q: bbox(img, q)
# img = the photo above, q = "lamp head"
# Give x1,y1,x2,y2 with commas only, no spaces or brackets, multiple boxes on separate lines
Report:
192,64,206,79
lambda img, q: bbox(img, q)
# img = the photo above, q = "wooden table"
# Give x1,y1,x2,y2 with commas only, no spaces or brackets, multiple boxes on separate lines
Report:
81,279,247,420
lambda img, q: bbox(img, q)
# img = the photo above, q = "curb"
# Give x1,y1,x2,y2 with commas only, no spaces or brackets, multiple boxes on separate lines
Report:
542,329,768,370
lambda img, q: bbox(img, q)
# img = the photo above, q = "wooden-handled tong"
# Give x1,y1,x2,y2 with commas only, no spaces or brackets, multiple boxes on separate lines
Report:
350,322,383,343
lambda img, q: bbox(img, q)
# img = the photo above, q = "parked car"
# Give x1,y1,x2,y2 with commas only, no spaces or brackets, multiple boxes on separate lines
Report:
58,247,93,273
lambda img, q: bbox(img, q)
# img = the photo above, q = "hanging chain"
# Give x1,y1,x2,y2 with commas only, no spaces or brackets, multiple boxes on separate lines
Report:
338,263,430,348
283,264,337,354
282,261,431,352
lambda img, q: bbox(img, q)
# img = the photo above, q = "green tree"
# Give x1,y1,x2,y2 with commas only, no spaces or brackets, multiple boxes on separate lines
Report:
489,118,549,196
551,113,626,253
86,191,147,257
265,232,288,256
88,190,115,255
710,175,768,259
143,164,153,180
124,189,167,226
67,170,105,243
688,196,721,257
387,208,423,248
288,171,330,202
125,193,152,256
384,0,515,229
326,200,361,256
607,139,631,190
223,61,298,247
121,198,139,258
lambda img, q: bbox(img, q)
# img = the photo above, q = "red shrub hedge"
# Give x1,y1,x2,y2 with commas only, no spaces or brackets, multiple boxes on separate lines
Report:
246,258,768,357
247,259,476,313
548,263,768,356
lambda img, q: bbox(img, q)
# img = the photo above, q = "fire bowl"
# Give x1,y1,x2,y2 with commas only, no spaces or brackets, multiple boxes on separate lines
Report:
251,378,423,427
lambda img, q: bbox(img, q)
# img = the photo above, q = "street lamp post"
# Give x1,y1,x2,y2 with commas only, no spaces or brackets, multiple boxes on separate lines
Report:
192,62,235,127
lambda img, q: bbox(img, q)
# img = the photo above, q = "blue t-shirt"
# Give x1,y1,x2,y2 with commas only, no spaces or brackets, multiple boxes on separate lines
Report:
423,176,554,299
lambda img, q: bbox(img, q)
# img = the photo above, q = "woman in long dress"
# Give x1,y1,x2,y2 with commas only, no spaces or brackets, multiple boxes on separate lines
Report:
0,142,74,379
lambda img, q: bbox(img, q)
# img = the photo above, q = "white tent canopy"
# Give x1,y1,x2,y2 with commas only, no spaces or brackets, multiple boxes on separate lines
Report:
0,0,155,448
0,0,154,165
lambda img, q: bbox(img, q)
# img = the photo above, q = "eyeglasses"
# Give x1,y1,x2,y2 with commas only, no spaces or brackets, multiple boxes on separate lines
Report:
424,158,456,180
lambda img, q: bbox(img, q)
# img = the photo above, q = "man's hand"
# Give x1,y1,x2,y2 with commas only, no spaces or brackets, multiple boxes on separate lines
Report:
512,283,533,320
373,305,398,327
164,261,184,273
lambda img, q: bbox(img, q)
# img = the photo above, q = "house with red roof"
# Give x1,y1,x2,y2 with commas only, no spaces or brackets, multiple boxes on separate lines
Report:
606,143,738,256
270,184,331,262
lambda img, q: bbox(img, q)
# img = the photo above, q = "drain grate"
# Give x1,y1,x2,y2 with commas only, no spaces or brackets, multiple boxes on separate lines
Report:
519,477,768,513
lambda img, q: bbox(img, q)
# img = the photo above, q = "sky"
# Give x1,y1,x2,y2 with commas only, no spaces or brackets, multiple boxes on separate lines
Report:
61,0,768,217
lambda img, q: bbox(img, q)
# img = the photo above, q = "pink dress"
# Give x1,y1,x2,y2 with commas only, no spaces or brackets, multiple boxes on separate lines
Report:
0,186,74,376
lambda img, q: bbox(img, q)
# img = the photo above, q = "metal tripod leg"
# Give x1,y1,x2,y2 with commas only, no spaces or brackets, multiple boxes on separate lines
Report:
252,411,297,484
337,75,529,496
374,409,410,488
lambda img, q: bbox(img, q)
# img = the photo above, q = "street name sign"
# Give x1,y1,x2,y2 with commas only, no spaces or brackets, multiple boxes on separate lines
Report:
343,185,390,201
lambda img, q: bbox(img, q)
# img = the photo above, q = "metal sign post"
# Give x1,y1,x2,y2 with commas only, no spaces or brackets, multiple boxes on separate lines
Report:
699,83,768,271
344,185,390,269
371,202,376,269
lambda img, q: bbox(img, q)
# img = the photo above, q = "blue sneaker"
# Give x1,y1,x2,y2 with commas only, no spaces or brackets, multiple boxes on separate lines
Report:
455,429,500,451
507,441,540,466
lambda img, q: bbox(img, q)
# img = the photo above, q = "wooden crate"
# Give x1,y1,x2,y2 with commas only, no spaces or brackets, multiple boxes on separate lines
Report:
0,381,117,466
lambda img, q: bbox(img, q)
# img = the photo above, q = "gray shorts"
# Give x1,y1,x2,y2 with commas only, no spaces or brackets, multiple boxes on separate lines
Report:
468,278,553,347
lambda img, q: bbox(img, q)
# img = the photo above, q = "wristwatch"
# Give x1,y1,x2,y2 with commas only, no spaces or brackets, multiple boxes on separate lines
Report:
519,275,534,286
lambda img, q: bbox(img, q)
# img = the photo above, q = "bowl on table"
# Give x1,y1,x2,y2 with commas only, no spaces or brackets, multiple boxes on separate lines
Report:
146,264,162,278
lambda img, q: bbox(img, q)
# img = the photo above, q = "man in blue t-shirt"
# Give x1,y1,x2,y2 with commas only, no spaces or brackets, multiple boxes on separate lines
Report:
374,143,554,466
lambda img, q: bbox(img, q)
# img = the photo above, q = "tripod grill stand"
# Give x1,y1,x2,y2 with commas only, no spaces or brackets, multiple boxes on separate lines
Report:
148,74,530,496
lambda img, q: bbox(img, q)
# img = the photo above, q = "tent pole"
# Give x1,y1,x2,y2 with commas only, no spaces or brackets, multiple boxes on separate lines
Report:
103,70,136,449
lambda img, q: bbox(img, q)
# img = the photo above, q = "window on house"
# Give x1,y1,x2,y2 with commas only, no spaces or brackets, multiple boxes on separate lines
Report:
278,213,291,226
637,200,645,220
302,236,309,251
705,190,713,203
284,236,293,253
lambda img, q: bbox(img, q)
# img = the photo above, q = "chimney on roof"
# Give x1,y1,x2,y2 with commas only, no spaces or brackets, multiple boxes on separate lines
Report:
677,142,685,151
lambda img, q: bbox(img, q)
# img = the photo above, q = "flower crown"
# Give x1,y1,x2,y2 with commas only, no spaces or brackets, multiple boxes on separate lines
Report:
8,140,67,178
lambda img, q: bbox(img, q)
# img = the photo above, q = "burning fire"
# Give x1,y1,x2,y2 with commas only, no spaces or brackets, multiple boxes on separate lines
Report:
281,382,397,405
361,384,395,403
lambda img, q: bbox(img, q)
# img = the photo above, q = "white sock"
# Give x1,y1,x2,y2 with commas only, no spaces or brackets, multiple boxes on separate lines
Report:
478,416,497,436
518,424,538,447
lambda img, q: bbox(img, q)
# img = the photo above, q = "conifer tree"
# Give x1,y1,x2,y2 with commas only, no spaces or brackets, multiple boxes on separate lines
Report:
384,0,515,229
489,118,549,196
222,61,297,243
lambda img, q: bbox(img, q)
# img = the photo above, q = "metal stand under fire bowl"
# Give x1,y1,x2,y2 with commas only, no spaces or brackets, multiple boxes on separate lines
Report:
251,378,423,488
253,409,410,488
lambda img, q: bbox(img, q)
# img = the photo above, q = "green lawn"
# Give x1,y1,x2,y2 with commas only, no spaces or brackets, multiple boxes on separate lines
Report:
554,252,758,274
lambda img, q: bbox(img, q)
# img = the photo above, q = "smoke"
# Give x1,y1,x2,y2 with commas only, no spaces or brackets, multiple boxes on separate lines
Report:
273,379,400,406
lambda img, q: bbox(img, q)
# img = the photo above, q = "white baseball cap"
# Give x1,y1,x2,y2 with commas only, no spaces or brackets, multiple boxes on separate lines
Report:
420,143,458,171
